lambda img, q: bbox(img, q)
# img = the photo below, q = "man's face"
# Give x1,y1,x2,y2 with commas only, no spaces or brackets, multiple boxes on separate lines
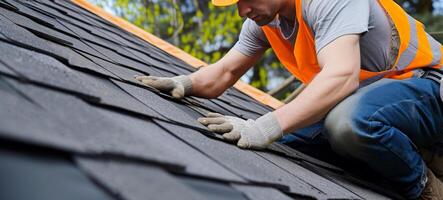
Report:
237,0,280,26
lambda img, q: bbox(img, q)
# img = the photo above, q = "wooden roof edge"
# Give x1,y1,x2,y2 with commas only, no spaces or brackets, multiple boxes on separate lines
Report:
71,0,284,109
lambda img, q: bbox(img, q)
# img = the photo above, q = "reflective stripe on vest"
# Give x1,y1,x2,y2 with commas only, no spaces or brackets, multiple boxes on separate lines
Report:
262,0,443,84
441,46,443,69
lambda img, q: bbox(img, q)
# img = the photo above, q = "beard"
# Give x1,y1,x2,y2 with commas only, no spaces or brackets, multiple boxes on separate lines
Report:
253,15,275,26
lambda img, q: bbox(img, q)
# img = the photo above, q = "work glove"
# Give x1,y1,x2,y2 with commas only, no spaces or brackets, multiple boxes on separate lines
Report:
135,75,192,99
198,112,283,149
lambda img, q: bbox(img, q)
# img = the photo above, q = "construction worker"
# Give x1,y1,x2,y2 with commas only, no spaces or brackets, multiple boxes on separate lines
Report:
136,0,443,199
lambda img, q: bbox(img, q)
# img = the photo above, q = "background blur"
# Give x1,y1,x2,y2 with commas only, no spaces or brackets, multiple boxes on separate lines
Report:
89,0,443,100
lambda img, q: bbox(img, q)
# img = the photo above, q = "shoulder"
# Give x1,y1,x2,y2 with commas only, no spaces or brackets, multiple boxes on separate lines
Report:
235,19,270,56
242,19,261,31
240,18,269,41
240,19,269,41
302,0,370,32
302,0,371,53
302,0,370,21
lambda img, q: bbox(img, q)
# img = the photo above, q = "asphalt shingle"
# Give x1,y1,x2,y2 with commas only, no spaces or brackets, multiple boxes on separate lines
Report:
76,157,207,200
231,185,293,200
0,1,396,199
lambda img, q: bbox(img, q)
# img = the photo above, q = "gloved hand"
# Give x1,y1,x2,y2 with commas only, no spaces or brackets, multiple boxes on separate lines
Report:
198,112,283,149
135,75,192,99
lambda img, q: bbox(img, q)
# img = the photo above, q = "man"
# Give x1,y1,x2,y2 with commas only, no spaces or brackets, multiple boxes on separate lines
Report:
136,0,443,199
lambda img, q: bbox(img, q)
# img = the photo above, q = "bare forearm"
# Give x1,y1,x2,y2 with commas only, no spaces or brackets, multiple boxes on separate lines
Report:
188,49,262,99
274,69,359,133
188,63,237,99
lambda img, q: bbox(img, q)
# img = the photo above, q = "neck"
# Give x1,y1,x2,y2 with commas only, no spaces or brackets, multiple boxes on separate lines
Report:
279,0,296,23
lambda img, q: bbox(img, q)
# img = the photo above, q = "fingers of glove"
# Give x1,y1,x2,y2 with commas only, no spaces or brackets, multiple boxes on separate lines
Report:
237,135,267,150
223,130,241,142
138,76,176,91
207,122,233,134
135,75,163,86
237,136,251,149
237,124,260,149
197,117,226,126
171,85,185,99
134,75,155,81
205,112,224,118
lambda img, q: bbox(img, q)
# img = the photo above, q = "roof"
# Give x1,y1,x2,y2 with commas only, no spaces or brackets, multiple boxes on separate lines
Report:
74,0,284,109
0,0,401,199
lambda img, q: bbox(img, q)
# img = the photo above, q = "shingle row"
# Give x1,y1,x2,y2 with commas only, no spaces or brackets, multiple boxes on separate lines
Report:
0,0,397,199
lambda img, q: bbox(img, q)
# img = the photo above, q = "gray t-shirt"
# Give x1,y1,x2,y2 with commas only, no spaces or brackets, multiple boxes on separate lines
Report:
233,0,396,72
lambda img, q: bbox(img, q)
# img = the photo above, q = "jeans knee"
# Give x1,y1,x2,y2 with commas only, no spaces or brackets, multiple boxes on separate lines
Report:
325,104,366,157
325,109,358,156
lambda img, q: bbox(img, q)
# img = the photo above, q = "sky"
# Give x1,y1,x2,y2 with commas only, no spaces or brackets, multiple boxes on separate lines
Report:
435,0,443,13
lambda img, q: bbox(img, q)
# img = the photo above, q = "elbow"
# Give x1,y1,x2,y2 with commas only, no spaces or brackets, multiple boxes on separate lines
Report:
343,67,360,95
319,64,361,96
347,78,360,96
347,70,360,89
323,64,360,96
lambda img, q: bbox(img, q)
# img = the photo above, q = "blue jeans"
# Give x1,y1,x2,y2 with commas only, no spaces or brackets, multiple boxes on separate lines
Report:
279,77,443,199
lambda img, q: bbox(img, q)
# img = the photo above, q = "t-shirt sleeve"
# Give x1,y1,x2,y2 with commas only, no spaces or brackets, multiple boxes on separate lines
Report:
232,19,270,57
305,0,370,54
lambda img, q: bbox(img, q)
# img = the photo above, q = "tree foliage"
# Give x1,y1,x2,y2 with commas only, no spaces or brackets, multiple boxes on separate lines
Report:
92,0,241,62
90,0,443,94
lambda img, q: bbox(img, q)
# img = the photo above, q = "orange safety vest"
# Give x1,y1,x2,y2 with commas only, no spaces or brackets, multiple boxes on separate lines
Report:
262,0,443,84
